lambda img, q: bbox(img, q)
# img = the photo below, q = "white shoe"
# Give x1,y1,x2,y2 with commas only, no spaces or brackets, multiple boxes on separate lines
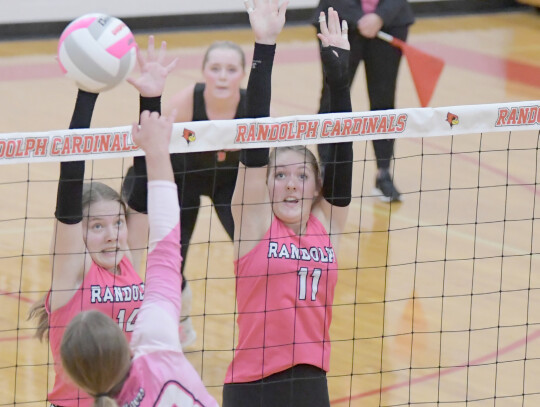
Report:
180,282,197,348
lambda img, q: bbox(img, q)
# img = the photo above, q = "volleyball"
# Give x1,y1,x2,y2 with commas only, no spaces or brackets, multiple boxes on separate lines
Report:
57,13,137,93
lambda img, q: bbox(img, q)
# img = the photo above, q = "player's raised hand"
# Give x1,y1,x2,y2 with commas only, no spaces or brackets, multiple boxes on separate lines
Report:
127,35,178,97
318,7,350,51
318,8,350,88
244,0,288,45
132,109,176,157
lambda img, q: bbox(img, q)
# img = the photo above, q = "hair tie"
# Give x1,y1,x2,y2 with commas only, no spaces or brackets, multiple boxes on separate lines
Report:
95,393,109,398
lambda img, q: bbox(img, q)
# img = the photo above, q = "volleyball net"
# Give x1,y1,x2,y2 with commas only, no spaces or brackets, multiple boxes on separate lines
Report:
1,100,540,406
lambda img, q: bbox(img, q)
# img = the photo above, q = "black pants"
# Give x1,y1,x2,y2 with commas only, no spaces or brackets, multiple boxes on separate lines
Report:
175,168,236,287
222,364,330,407
124,152,237,289
318,24,409,170
172,152,238,289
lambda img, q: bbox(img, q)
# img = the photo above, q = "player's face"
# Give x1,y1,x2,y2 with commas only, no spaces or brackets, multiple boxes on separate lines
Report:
203,48,245,99
267,150,319,231
82,200,128,272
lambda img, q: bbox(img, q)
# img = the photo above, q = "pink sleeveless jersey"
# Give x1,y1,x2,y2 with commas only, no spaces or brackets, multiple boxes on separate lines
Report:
362,0,380,14
225,214,338,383
117,181,217,407
46,256,144,407
118,352,218,407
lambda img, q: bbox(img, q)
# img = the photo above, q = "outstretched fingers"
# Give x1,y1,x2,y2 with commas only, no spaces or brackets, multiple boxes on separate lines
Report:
341,20,348,41
245,0,288,45
156,40,178,74
146,35,156,62
327,7,338,34
317,7,350,50
318,12,329,47
127,35,177,96
276,0,288,19
156,39,167,64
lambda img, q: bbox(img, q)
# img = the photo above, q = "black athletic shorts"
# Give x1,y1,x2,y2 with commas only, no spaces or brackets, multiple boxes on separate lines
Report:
222,364,330,407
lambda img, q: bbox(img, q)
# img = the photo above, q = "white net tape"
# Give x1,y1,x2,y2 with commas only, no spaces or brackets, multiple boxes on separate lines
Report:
1,101,538,164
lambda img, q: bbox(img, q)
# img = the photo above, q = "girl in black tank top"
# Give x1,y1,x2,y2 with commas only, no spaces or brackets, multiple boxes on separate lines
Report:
126,41,247,347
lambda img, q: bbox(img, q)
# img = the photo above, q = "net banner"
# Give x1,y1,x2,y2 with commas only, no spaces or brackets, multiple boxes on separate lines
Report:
1,100,539,165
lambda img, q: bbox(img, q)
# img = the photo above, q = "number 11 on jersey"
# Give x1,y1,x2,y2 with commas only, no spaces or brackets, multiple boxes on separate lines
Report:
298,267,322,301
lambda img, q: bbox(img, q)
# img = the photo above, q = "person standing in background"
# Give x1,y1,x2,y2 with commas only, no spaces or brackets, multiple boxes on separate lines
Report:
126,40,248,348
164,41,247,347
313,0,414,202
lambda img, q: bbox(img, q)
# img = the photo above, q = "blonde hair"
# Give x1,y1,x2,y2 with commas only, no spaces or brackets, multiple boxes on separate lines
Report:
61,310,131,407
27,295,48,341
202,40,246,71
28,182,126,341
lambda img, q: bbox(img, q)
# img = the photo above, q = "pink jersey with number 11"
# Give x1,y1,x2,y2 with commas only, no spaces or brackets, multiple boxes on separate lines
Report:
226,214,338,383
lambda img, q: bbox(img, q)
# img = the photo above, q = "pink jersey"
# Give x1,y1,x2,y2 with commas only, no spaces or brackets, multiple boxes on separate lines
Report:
362,0,380,14
116,180,217,407
225,214,337,383
46,256,144,407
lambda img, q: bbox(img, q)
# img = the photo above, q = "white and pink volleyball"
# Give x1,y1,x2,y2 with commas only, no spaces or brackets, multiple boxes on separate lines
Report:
57,13,137,92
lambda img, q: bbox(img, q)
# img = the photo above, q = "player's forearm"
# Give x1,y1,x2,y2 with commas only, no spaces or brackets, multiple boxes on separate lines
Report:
240,43,275,167
127,96,162,213
56,89,98,224
145,152,174,183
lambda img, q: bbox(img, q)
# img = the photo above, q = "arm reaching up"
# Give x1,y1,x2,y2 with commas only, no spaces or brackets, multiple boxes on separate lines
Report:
125,36,177,214
49,89,99,311
232,0,288,258
129,110,183,339
315,8,353,239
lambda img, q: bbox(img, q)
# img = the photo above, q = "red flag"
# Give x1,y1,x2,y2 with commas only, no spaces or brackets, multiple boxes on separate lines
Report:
378,32,445,107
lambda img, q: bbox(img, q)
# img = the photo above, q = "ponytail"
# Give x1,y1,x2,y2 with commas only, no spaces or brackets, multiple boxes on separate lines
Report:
93,394,119,407
27,295,49,341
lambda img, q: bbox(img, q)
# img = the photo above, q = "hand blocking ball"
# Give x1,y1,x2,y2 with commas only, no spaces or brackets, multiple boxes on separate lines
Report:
58,13,137,93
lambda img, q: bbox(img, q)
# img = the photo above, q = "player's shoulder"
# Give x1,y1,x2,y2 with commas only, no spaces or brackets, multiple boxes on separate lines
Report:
165,84,196,122
168,84,196,105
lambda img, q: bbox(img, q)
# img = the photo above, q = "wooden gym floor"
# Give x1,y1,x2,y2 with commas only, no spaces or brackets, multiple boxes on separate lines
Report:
1,9,540,407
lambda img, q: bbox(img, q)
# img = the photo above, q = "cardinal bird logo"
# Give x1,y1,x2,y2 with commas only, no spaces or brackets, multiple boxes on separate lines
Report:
183,128,196,144
446,112,459,128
